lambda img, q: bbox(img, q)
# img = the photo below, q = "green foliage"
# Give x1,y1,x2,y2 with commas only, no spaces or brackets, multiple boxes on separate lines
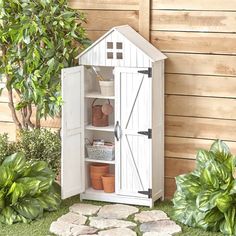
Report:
0,152,61,225
0,129,60,175
16,129,61,175
0,0,89,128
0,134,17,163
172,140,236,235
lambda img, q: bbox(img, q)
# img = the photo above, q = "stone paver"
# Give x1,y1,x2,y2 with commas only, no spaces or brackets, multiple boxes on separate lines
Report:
98,227,137,236
143,233,171,236
49,221,72,236
89,216,137,229
134,210,169,223
69,203,101,216
70,225,98,236
97,204,139,219
57,212,87,225
50,203,181,236
140,220,182,235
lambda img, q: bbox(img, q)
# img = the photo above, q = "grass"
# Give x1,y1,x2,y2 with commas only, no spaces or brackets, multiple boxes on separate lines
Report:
0,196,223,236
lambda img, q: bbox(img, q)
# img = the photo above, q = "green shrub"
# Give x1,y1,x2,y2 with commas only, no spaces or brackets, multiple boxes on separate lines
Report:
172,140,236,235
0,134,17,163
16,129,61,175
0,152,61,225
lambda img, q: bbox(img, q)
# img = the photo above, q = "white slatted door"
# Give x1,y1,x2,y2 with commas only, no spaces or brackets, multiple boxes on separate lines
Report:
115,67,152,198
61,66,85,199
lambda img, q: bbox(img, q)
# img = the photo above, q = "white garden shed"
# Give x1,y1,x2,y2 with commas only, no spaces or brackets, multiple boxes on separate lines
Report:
61,25,167,207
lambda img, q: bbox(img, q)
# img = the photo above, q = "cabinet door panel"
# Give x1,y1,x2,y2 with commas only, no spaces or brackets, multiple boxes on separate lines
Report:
115,68,152,197
61,66,85,199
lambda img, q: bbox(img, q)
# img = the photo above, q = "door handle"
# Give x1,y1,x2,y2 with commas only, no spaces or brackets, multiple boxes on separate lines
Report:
114,121,121,141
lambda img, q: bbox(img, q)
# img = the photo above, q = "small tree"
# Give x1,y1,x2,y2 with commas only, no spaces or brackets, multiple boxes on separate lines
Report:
0,0,89,129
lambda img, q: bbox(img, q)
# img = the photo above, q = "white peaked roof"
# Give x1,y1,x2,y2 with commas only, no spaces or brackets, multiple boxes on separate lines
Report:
77,25,167,62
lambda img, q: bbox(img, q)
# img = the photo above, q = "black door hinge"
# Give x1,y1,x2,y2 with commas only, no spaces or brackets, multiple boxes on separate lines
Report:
138,129,152,139
138,68,152,78
138,188,152,198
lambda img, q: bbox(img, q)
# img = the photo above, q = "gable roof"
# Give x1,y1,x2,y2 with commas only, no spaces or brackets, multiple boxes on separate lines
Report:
77,25,167,62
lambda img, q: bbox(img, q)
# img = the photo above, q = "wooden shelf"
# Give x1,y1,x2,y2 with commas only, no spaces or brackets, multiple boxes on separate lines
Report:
85,124,114,132
85,187,116,196
85,158,115,164
85,92,115,100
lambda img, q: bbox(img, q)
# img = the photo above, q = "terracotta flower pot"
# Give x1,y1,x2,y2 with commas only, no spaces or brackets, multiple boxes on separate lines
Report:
90,164,109,190
102,174,115,193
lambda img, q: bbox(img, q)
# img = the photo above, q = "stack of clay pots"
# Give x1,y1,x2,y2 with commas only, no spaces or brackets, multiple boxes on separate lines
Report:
90,164,115,193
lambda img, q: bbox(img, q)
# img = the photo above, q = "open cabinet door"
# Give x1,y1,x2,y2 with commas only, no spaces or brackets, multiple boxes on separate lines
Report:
115,67,152,198
61,66,85,199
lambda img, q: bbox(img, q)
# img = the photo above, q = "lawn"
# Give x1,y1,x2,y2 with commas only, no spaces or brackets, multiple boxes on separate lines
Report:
0,196,223,236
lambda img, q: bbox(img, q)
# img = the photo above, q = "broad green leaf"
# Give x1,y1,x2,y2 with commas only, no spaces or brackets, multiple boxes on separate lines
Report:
204,208,224,224
0,166,14,188
37,191,61,211
220,208,236,235
196,190,219,212
7,182,25,204
2,152,26,173
175,173,201,198
0,189,5,209
13,198,43,220
0,207,17,225
196,150,214,170
216,194,233,213
210,140,231,163
200,168,219,189
16,177,41,196
36,176,53,193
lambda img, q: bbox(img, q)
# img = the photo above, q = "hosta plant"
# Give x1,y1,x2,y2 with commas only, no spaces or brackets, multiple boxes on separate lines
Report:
172,140,236,235
0,152,61,224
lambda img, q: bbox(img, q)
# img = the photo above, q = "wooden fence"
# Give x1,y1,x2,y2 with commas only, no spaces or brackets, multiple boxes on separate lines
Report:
1,0,236,198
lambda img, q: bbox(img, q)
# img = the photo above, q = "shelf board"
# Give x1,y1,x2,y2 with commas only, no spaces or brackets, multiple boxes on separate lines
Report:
84,187,117,196
85,92,115,100
85,124,114,132
85,158,115,164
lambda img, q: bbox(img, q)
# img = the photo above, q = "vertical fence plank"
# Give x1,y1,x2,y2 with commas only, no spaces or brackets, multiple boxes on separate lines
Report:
139,0,150,40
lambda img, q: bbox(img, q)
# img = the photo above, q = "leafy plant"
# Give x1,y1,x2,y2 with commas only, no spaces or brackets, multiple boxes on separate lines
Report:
0,134,17,163
0,152,61,224
16,129,61,175
0,0,89,129
172,140,236,235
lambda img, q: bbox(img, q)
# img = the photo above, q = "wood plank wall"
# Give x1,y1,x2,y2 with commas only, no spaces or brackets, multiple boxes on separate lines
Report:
151,0,236,198
1,0,236,199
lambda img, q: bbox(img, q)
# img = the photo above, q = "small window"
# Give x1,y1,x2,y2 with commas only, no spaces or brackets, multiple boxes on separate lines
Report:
107,52,113,59
116,52,123,59
107,42,113,49
116,42,123,49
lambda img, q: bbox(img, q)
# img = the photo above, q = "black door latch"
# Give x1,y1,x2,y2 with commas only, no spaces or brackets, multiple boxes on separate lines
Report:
138,129,152,139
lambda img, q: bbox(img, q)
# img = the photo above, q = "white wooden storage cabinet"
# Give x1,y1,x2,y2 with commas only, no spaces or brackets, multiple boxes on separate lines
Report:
61,25,167,207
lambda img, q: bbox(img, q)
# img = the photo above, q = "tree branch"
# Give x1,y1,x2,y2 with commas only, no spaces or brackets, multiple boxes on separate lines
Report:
26,104,35,128
35,107,41,128
7,87,22,129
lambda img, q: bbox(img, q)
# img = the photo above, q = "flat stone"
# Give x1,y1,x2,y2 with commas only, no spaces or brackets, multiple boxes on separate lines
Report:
49,221,72,236
140,220,181,234
134,210,169,223
97,204,139,219
57,212,87,225
143,233,171,236
89,216,137,229
98,228,137,236
69,203,101,216
70,225,98,236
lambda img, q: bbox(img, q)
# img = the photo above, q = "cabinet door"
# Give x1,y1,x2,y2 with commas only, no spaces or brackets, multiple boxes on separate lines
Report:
115,67,152,198
61,66,85,199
